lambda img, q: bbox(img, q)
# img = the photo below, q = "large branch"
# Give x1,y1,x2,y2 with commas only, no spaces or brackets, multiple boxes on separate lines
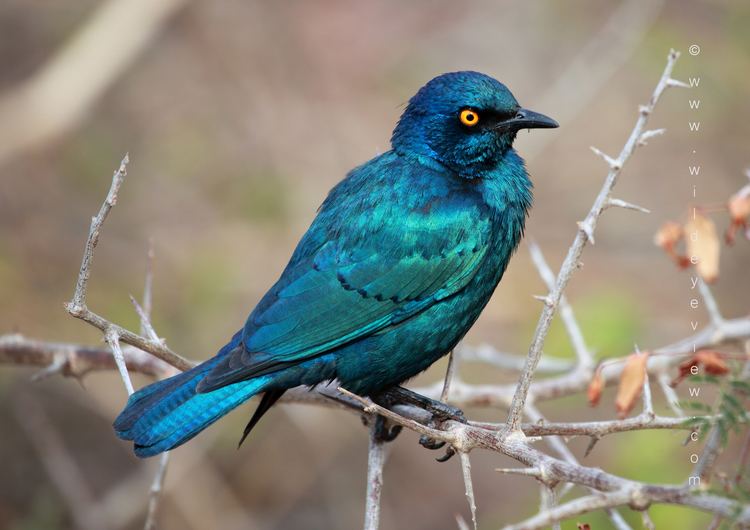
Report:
338,388,750,527
0,333,173,380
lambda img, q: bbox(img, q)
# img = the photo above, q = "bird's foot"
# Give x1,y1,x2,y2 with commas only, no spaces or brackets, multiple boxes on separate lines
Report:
374,386,463,462
419,435,456,462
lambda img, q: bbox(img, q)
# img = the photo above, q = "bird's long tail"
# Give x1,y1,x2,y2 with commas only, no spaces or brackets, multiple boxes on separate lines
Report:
113,334,269,457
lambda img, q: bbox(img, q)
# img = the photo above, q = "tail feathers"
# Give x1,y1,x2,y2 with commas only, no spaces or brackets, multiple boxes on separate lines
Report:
114,366,210,442
113,332,270,457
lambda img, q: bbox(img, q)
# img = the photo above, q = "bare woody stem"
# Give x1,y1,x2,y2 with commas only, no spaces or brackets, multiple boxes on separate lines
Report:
63,154,193,372
506,49,685,431
363,421,386,530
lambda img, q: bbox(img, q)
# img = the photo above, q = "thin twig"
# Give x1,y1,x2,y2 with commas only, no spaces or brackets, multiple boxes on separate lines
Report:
441,349,459,402
658,372,684,417
456,515,471,530
692,423,723,484
527,240,594,369
459,452,478,530
363,421,387,530
105,328,135,395
539,484,560,530
642,372,654,418
69,154,128,309
144,452,171,530
697,277,724,326
735,430,750,486
130,295,160,343
64,155,193,372
459,343,573,373
141,237,155,334
641,510,656,530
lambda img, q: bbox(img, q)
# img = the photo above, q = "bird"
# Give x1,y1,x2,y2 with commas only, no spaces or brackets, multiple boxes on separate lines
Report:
114,71,558,457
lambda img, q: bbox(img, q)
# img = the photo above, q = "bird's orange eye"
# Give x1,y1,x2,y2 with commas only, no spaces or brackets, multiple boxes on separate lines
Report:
459,109,479,127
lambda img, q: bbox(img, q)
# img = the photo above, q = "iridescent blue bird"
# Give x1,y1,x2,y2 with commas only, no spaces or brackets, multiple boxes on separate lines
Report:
114,71,557,457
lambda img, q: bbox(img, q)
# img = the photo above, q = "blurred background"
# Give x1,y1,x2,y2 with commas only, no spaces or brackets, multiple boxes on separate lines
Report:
1,1,749,529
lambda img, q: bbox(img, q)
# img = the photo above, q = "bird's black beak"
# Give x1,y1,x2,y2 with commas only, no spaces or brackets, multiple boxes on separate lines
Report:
495,108,559,132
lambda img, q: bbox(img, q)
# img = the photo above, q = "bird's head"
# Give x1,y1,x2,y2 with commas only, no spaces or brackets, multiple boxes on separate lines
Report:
391,71,558,177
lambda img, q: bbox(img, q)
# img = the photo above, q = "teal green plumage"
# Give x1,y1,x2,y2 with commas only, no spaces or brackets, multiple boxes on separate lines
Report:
114,71,557,457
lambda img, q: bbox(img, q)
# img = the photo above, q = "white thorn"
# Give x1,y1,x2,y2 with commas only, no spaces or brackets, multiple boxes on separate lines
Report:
637,128,666,146
533,294,552,306
667,78,690,89
495,467,542,477
607,198,651,214
589,146,620,170
577,221,596,245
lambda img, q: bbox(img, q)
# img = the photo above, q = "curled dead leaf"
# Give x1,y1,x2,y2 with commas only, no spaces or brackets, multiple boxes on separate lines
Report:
615,352,649,419
587,368,604,407
684,211,720,283
726,190,750,245
654,221,690,268
671,350,730,386
654,221,683,249
672,358,699,387
695,350,730,376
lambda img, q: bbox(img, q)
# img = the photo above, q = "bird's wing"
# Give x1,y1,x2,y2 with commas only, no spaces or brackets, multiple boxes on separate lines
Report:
199,167,492,392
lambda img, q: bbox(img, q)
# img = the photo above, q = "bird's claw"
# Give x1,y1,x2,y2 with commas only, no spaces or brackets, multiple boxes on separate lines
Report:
419,434,446,450
435,446,456,462
419,434,456,462
370,414,403,443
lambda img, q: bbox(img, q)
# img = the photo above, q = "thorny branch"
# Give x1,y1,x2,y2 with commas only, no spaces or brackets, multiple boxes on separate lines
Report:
506,48,684,431
65,167,173,530
63,154,193,373
2,50,750,529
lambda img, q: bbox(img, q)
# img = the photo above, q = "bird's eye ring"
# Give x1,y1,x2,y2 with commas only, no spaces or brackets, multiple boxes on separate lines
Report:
459,109,479,127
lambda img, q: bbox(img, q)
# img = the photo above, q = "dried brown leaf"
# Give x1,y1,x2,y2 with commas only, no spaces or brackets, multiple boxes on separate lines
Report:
655,221,690,268
587,368,604,407
671,350,730,386
695,350,730,376
684,212,720,283
729,191,750,221
654,221,683,249
577,523,591,530
726,191,750,245
615,352,649,418
671,357,699,387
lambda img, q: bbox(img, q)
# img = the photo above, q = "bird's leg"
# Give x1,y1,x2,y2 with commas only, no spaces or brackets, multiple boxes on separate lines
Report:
374,386,464,462
370,414,403,443
376,385,466,424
